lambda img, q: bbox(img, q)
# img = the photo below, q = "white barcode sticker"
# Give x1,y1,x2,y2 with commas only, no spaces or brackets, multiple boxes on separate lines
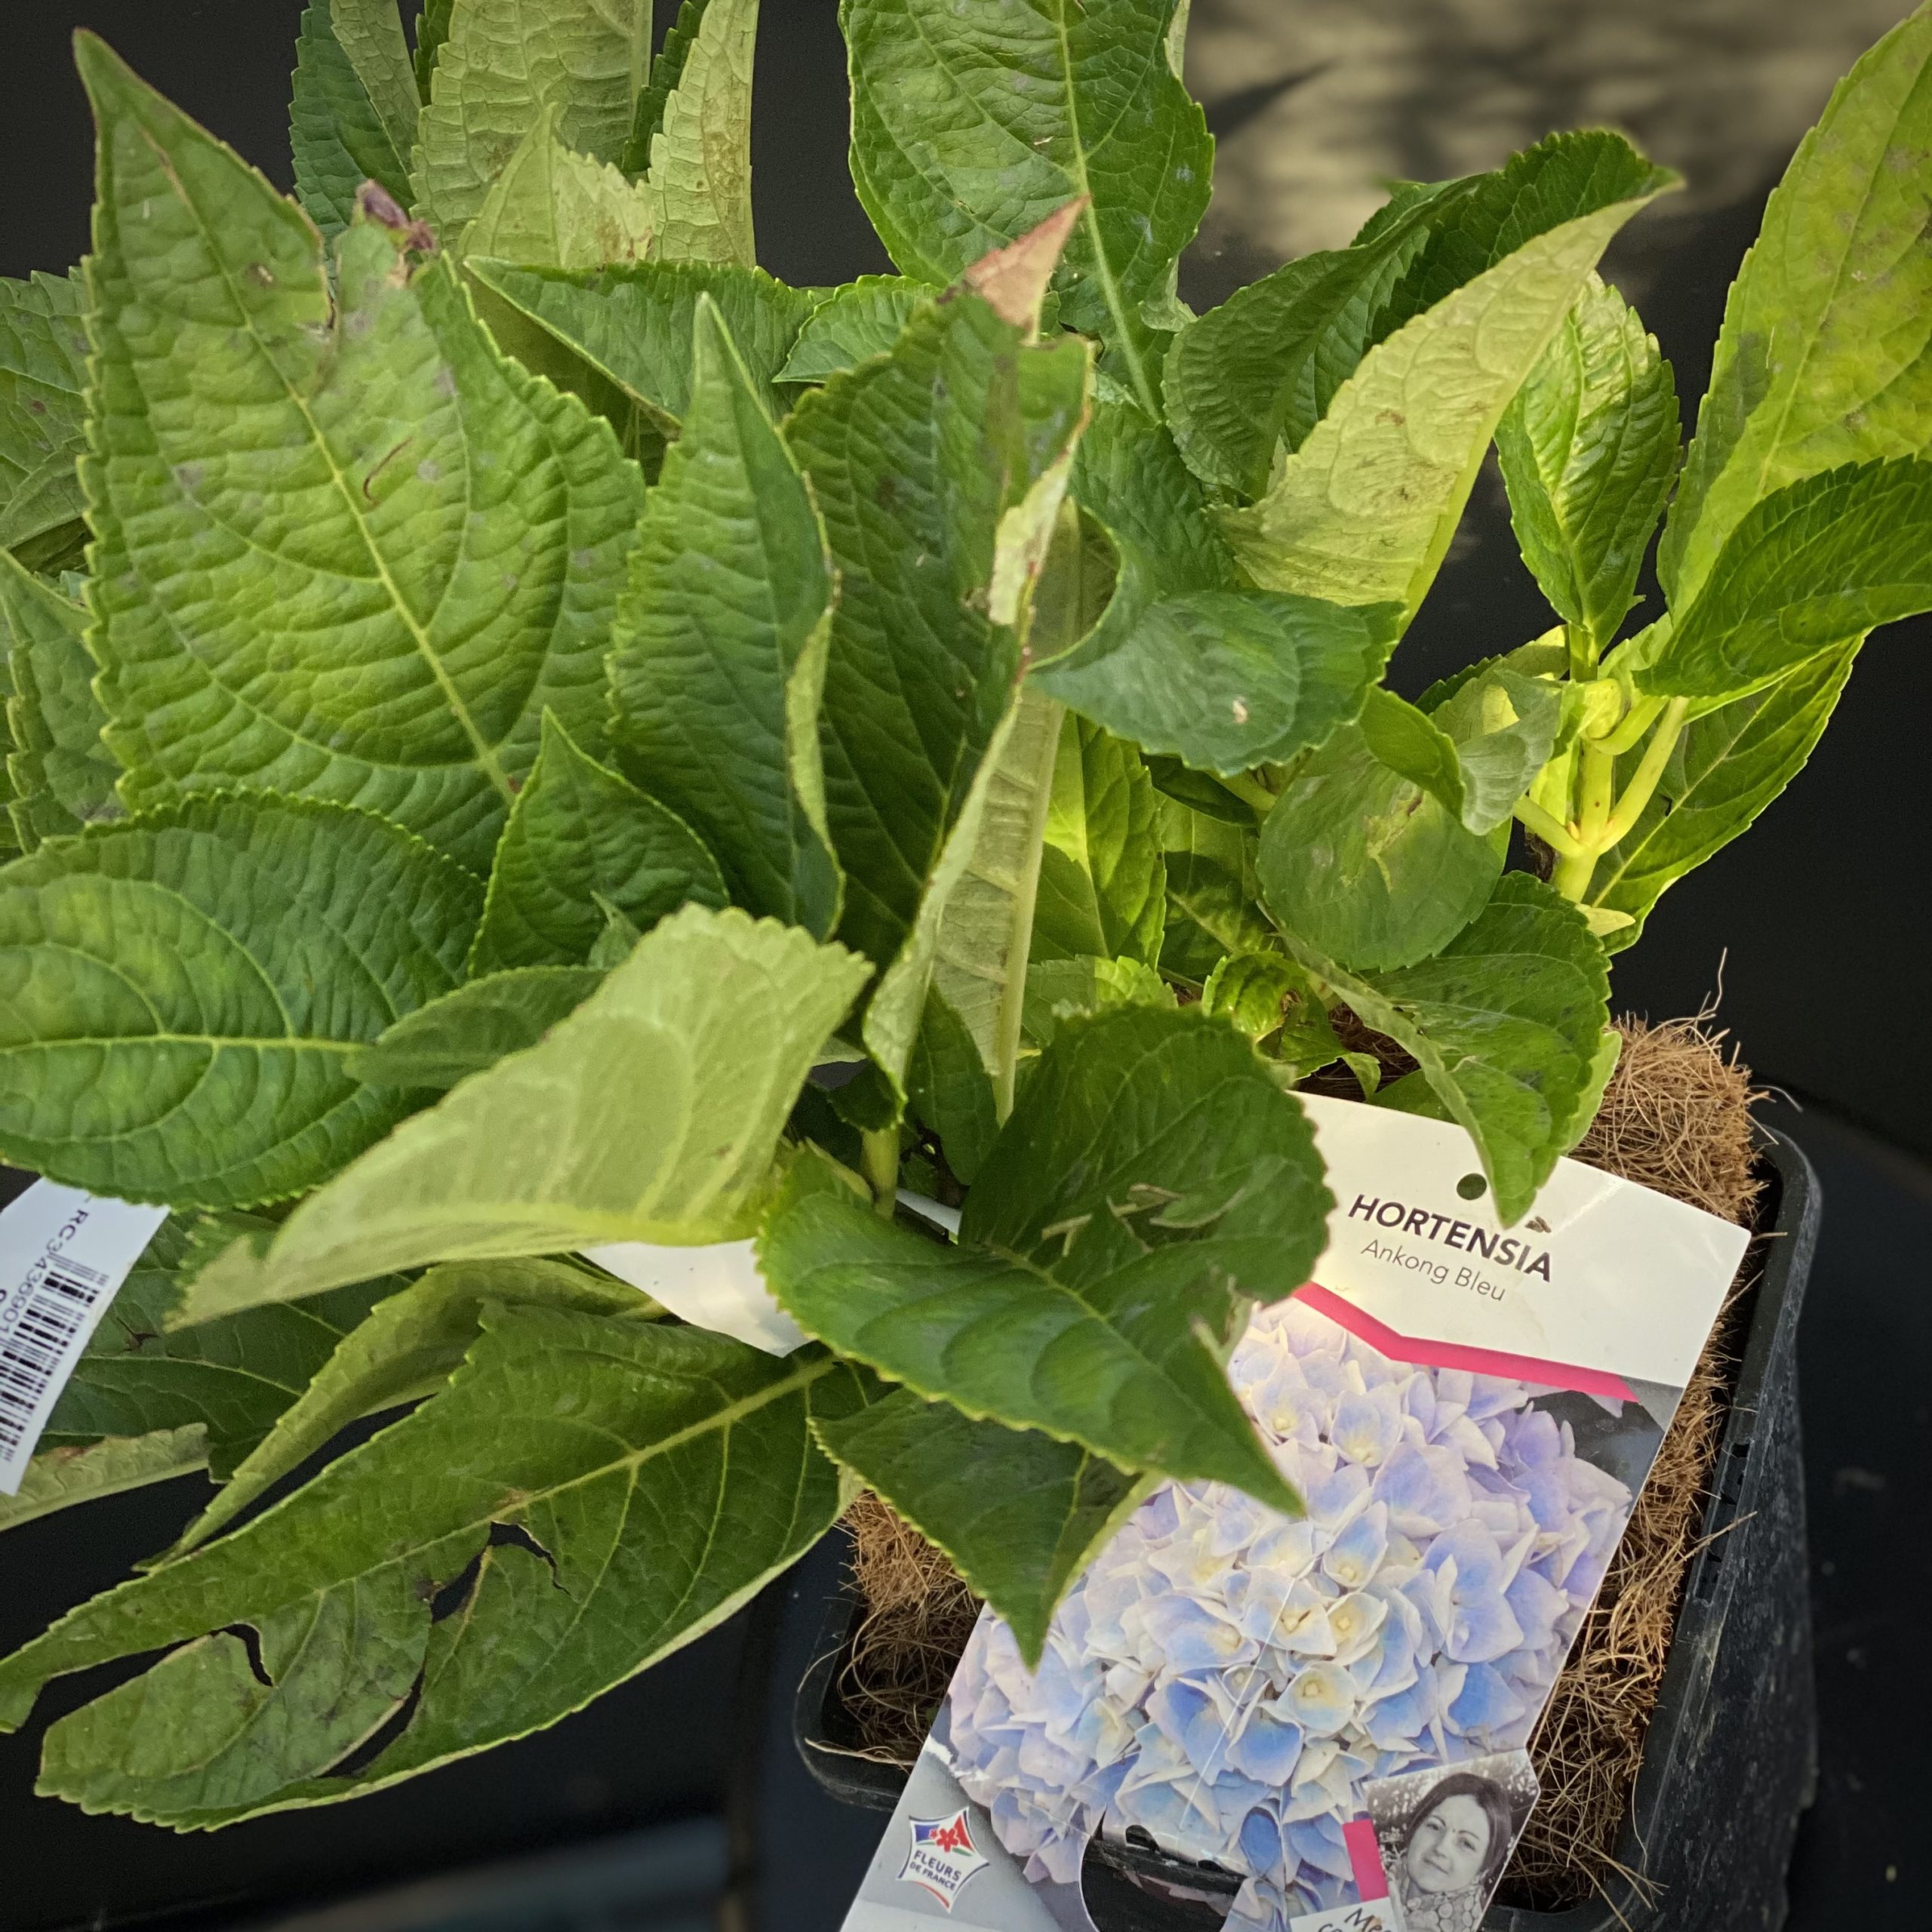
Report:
0,1180,169,1495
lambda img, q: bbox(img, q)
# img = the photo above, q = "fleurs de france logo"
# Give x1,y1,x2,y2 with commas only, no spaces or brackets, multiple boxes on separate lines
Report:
899,1807,989,1909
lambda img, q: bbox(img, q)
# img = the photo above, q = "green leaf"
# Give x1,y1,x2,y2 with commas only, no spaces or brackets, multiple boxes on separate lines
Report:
1590,642,1860,949
1157,794,1274,986
413,0,454,100
0,793,480,1208
1031,712,1166,968
78,41,644,874
813,1387,1142,1667
1222,167,1673,620
1166,134,1669,501
0,1308,861,1826
918,685,1066,1115
1034,405,1398,774
638,0,758,268
1283,873,1612,1221
765,1004,1332,1506
622,0,711,174
1257,706,1507,973
45,1222,398,1482
411,0,651,234
1642,458,1932,698
1660,6,1932,609
609,298,840,937
346,967,604,1088
1021,954,1174,1051
1496,274,1679,653
460,103,654,268
1201,951,1341,1074
1,555,121,851
290,0,419,242
1428,668,1564,834
174,1257,656,1555
907,988,999,1185
468,257,817,432
843,0,1211,416
775,277,940,383
0,1429,209,1537
787,282,1089,1027
0,271,90,561
205,906,869,1312
471,713,724,971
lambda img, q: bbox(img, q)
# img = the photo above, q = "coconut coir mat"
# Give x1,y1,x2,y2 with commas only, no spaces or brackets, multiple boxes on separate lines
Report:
829,1017,1766,1913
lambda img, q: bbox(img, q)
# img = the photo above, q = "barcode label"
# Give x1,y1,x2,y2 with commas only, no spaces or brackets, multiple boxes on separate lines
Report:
0,1180,169,1494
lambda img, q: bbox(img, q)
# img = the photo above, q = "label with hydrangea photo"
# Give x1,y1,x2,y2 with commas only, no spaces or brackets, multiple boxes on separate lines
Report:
838,1096,1751,1931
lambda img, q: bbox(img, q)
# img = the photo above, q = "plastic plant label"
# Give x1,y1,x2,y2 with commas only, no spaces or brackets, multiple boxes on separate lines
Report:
840,1096,1750,1930
580,1236,809,1355
0,1180,169,1495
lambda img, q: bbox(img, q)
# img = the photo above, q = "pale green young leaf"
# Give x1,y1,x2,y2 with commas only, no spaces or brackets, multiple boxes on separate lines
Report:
639,0,758,268
347,967,605,1088
0,794,479,1208
1591,642,1860,949
1167,134,1669,501
45,1220,398,1482
1284,874,1612,1222
765,1004,1332,1507
1033,405,1398,775
1660,6,1932,608
610,298,840,936
1497,274,1679,652
469,257,817,431
411,0,651,233
175,1258,657,1554
1223,177,1673,621
787,285,1090,1003
0,1429,208,1537
1201,952,1342,1075
79,41,643,873
775,277,941,383
1031,712,1166,969
621,0,712,174
586,895,645,968
289,0,420,242
843,0,1211,415
1429,668,1564,834
206,907,869,1312
1,555,120,851
1,1309,862,1826
471,713,725,971
814,1388,1143,1666
0,272,90,561
1642,458,1932,698
908,988,999,1185
1355,686,1467,817
1258,710,1506,973
461,104,654,268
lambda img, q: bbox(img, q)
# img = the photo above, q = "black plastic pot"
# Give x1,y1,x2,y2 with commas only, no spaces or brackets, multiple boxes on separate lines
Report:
795,1129,1820,1932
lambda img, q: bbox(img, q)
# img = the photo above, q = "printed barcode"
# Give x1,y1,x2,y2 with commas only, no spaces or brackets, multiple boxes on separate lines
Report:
0,1266,103,1457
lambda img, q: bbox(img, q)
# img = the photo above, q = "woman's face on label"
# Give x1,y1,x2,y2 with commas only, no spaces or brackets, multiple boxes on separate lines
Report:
1404,1792,1493,1894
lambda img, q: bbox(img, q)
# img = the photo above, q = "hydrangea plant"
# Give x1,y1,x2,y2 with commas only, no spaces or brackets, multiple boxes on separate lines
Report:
0,0,1927,1832
949,1300,1635,1923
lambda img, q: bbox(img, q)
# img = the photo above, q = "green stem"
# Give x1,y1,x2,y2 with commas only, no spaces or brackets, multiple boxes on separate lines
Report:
1513,795,1585,860
860,1127,899,1219
1598,697,1689,847
1590,691,1667,758
1552,741,1615,900
1217,770,1278,818
1565,620,1598,683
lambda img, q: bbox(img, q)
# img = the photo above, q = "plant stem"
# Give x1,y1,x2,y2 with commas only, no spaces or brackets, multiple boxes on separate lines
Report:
1598,697,1690,847
1552,741,1615,900
1217,769,1278,817
1513,795,1585,859
861,1127,899,1219
1565,620,1598,683
1590,691,1667,758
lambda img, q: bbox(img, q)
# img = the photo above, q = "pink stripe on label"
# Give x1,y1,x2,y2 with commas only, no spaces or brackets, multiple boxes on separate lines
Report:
1294,1283,1637,1404
1343,1817,1389,1900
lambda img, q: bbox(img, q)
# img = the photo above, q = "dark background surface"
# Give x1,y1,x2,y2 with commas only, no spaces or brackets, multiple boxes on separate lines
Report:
2,2,1926,1927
